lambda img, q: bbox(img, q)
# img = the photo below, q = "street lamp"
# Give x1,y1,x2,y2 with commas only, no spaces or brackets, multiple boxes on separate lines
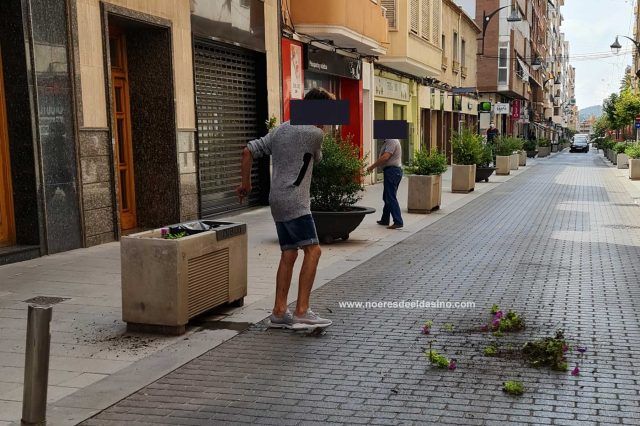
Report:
531,57,542,71
478,4,522,56
610,35,640,55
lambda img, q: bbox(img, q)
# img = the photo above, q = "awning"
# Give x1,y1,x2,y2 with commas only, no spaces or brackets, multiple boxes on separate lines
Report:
451,87,477,95
517,58,530,82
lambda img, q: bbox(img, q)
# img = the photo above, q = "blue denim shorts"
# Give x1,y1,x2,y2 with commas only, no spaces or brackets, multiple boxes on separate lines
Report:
275,214,319,251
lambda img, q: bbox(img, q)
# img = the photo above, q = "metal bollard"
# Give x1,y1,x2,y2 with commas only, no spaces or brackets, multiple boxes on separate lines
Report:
21,304,52,426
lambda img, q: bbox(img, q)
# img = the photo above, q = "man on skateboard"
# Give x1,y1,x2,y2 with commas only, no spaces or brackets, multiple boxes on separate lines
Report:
236,88,334,331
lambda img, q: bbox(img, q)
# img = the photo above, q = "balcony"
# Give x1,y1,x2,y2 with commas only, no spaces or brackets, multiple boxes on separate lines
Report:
461,66,468,78
287,0,388,56
452,60,460,74
442,55,448,71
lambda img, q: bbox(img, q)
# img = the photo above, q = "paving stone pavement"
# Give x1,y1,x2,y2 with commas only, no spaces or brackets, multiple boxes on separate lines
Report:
84,151,640,425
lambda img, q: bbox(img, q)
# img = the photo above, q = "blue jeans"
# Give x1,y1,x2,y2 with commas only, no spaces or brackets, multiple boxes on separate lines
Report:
381,166,403,226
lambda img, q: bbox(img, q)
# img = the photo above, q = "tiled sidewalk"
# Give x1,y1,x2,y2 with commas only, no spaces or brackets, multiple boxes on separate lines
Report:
0,160,536,425
85,151,640,425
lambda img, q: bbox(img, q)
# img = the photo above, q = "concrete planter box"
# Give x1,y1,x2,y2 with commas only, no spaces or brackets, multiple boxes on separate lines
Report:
509,154,519,170
551,144,558,153
407,174,442,213
496,156,511,175
519,151,527,166
451,164,476,193
617,153,629,169
538,146,550,157
121,223,248,335
630,159,640,180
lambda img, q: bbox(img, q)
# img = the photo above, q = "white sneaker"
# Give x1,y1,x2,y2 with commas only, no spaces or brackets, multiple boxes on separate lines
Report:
292,309,332,330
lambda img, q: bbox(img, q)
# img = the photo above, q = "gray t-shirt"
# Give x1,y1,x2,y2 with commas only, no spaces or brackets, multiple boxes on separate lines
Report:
379,139,402,168
246,122,323,222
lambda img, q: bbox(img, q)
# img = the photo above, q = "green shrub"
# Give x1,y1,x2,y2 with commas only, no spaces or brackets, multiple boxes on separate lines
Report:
494,137,523,156
405,148,448,176
614,142,628,154
477,143,494,167
538,138,551,147
523,139,537,151
451,126,483,165
310,134,366,211
426,349,450,368
625,143,640,159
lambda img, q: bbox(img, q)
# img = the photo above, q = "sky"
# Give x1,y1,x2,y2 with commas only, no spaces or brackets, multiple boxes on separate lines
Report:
563,0,635,110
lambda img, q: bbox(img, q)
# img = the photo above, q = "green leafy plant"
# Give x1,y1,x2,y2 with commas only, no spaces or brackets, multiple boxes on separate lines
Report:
164,231,187,240
625,143,640,159
614,142,628,154
451,126,483,165
490,304,500,314
523,139,537,152
522,330,569,371
503,380,525,395
495,136,523,156
405,148,448,176
483,345,498,357
426,349,450,369
537,138,551,147
311,134,366,212
265,115,278,131
477,143,494,167
443,323,455,332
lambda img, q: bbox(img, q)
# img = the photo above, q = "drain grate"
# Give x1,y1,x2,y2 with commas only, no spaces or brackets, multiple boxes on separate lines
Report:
23,296,70,306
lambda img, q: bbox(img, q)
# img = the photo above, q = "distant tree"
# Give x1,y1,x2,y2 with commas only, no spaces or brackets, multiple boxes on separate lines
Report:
615,89,640,127
603,93,622,130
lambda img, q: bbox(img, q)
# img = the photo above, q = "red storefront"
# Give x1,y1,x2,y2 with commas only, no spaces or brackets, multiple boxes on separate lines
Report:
281,37,363,153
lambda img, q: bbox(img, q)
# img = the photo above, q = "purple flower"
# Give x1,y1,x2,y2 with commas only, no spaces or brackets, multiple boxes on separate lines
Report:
480,324,489,332
576,346,587,354
448,360,457,371
562,344,569,353
494,311,504,319
421,325,430,335
571,366,580,376
492,318,501,328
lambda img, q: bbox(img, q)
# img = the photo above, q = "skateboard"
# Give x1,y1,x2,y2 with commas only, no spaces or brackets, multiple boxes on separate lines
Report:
267,320,331,336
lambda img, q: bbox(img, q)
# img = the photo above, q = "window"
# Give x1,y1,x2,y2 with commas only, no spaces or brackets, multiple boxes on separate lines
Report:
498,42,509,85
410,0,419,34
442,34,446,55
431,0,440,43
461,39,466,66
381,0,397,29
421,0,431,41
453,32,458,61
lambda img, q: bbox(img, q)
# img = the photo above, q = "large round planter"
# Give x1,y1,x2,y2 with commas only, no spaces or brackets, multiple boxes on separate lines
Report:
526,150,538,158
408,174,442,213
312,206,376,244
475,166,495,182
451,164,476,193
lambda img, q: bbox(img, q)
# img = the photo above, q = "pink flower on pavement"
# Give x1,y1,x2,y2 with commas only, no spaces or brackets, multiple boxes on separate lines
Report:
571,366,580,376
492,318,501,328
421,325,430,335
480,324,489,332
448,359,457,371
494,311,504,319
576,346,587,354
562,344,569,353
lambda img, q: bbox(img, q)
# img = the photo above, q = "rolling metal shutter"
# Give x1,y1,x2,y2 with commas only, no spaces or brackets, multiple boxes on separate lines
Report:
194,39,261,216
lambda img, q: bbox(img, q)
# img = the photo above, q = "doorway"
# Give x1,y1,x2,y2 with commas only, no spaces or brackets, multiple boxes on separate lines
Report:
374,101,386,182
0,47,15,247
109,26,137,231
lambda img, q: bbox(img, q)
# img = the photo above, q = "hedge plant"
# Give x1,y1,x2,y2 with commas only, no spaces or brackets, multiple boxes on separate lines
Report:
405,148,448,176
625,143,640,159
451,126,483,165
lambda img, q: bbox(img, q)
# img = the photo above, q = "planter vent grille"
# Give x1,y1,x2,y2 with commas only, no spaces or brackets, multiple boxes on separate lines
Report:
187,248,230,318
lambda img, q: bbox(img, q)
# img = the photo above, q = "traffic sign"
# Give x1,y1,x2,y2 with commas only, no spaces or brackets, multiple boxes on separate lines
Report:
635,122,640,129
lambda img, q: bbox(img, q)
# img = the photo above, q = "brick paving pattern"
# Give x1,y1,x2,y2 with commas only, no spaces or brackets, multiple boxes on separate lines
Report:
85,152,640,425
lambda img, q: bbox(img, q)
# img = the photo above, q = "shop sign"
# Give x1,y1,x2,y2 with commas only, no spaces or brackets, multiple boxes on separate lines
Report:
494,103,510,114
511,100,521,119
305,46,362,80
375,76,410,102
290,43,303,99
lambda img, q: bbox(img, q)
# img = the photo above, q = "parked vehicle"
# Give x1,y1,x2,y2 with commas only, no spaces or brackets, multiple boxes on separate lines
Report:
570,134,589,153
